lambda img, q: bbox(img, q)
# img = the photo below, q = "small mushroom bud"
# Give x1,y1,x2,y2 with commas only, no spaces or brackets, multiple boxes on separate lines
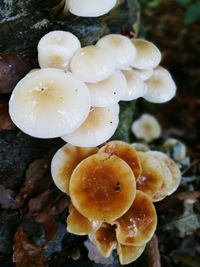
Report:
132,68,153,81
86,71,127,107
67,0,117,17
131,114,161,143
69,153,136,222
144,66,177,103
51,144,98,194
90,223,117,257
136,152,164,201
99,140,142,180
114,191,157,246
70,46,115,83
9,69,91,138
62,105,119,147
117,243,146,265
131,39,161,70
146,151,181,195
67,204,101,235
121,70,147,101
38,31,81,70
96,34,137,70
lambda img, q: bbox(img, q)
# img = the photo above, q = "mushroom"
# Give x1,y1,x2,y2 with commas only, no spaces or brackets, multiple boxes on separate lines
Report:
51,144,98,194
144,66,177,103
96,34,137,70
163,138,186,162
121,70,147,101
90,223,117,257
117,243,146,265
69,153,136,222
67,204,101,235
132,68,153,81
70,45,115,83
9,69,91,138
131,114,161,143
131,39,161,70
146,151,181,195
86,71,127,107
114,190,157,246
136,152,164,201
38,31,81,70
67,0,117,17
62,104,120,147
99,140,142,180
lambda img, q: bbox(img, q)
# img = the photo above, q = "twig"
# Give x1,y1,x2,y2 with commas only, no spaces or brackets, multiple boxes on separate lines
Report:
146,234,161,267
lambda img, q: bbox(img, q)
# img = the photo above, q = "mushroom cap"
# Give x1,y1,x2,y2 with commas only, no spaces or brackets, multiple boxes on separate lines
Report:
38,31,81,70
117,243,146,265
136,152,164,201
9,69,91,138
62,105,119,147
144,66,177,103
70,45,115,83
96,34,137,70
69,153,136,222
131,114,161,142
114,190,157,246
86,71,127,107
67,204,101,235
51,144,98,194
146,151,173,201
99,140,142,180
131,39,161,70
121,70,147,101
146,151,181,195
132,68,153,81
68,0,117,17
90,223,117,257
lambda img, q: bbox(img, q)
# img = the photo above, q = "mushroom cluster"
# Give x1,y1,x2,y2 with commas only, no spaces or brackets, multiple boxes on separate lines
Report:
51,140,181,264
9,30,177,148
63,0,117,17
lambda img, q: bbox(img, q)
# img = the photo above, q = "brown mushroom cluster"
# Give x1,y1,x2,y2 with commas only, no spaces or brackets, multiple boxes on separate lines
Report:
51,140,181,264
9,30,176,148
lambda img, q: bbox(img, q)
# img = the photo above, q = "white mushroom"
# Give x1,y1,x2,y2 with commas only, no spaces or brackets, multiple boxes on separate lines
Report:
9,68,91,138
38,30,81,70
121,70,147,101
144,66,177,103
96,34,137,70
86,71,127,107
62,105,119,147
70,45,115,83
132,68,153,81
67,0,117,17
131,39,161,70
131,114,161,142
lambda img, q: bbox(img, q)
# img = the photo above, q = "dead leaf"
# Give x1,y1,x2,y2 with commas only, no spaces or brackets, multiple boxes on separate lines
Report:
0,102,15,130
13,227,46,267
16,158,51,206
146,235,161,267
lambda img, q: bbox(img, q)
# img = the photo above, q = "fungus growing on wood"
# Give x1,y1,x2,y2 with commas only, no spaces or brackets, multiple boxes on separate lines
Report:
9,69,91,138
51,144,98,194
69,153,136,222
99,140,142,180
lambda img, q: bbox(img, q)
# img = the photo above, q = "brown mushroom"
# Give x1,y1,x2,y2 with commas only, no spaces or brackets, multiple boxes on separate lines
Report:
99,140,142,180
69,153,136,222
117,243,146,265
136,152,164,201
51,144,98,194
90,223,117,257
67,204,101,235
114,190,157,246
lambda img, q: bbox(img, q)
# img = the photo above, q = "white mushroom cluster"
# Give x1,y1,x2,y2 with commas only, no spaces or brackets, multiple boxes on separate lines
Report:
9,30,177,147
63,0,117,17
